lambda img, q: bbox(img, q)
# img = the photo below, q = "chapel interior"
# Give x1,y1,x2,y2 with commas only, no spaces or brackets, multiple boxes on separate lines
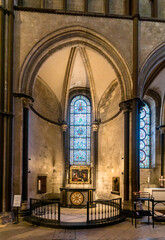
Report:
0,0,165,228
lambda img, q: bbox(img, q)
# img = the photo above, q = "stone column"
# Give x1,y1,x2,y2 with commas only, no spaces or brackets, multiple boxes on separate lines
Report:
5,0,14,213
92,122,99,188
63,0,67,11
151,0,158,18
104,0,109,15
119,100,131,201
84,0,88,13
125,0,132,15
61,122,68,186
159,126,165,177
131,0,140,196
22,99,30,202
0,0,5,213
131,98,140,194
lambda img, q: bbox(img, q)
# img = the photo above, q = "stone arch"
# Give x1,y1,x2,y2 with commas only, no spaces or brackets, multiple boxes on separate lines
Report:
18,26,132,116
139,43,165,98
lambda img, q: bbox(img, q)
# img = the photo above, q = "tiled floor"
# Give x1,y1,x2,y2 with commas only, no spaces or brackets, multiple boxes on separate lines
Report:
0,220,165,240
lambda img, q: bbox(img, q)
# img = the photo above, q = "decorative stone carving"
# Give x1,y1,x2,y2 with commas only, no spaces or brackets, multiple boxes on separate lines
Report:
92,122,99,132
61,123,68,132
23,98,32,109
119,100,132,113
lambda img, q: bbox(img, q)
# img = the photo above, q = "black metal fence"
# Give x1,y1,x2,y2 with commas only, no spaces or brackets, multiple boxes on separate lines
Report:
30,199,60,222
152,200,165,227
87,198,122,224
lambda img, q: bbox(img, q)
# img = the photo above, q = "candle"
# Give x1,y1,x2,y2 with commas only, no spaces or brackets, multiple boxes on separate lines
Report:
38,180,41,191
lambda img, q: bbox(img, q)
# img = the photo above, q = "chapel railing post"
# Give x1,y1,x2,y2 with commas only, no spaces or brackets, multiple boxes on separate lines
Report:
58,202,60,222
119,198,122,215
30,198,32,215
87,201,89,223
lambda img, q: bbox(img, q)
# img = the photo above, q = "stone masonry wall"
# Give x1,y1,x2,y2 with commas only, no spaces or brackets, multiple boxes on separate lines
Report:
14,11,133,92
28,110,63,199
97,113,124,199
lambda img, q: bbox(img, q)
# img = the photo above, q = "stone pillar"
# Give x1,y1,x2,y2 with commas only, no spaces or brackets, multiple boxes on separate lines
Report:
63,0,67,11
159,96,165,179
18,0,23,6
92,122,99,188
151,0,158,18
104,0,109,15
131,0,140,196
41,0,46,8
5,0,14,213
131,99,140,194
159,126,165,177
84,0,88,13
125,0,132,15
22,99,30,202
0,1,5,213
61,122,68,186
119,100,131,201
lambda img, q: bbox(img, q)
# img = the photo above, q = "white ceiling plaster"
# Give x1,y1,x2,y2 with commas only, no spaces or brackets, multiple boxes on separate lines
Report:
69,49,89,89
86,48,117,101
38,46,71,102
37,45,119,104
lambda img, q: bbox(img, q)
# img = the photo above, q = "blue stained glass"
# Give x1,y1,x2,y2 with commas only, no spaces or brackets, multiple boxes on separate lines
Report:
74,150,86,162
140,119,145,128
140,129,146,140
75,100,87,113
75,126,86,138
70,95,91,166
74,114,87,125
74,139,86,149
70,150,74,165
140,103,150,169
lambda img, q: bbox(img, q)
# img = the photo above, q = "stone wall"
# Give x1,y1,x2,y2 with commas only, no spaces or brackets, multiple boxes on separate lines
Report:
18,0,165,18
28,110,63,199
14,11,133,92
139,0,151,18
97,113,124,199
33,77,61,123
140,21,165,68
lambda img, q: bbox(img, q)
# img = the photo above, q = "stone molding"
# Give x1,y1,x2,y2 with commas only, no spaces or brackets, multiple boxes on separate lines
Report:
139,42,165,98
61,123,68,132
18,26,132,103
92,122,99,132
119,100,132,113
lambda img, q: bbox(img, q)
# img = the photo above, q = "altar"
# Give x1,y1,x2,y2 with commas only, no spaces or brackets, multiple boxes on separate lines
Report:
144,188,165,210
60,187,96,207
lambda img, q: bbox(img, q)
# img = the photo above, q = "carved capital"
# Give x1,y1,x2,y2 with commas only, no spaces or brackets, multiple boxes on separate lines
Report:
159,125,165,134
61,123,68,132
23,98,32,109
119,100,132,113
92,122,99,132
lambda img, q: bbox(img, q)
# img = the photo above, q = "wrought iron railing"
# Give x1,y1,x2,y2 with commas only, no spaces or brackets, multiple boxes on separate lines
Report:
30,198,60,222
87,198,122,224
152,200,165,228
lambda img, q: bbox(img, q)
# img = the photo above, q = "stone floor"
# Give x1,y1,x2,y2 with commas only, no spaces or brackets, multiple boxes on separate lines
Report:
0,220,165,240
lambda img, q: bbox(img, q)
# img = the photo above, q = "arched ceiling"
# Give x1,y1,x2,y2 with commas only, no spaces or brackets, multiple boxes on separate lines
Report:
37,45,119,104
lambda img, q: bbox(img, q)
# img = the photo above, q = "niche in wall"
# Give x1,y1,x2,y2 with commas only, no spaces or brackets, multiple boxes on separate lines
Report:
37,176,47,194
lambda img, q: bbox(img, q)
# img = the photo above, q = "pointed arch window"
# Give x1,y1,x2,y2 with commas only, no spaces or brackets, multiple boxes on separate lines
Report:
69,95,91,166
140,103,151,168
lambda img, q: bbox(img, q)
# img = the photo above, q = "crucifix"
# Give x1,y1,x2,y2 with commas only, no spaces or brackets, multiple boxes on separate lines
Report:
159,176,165,188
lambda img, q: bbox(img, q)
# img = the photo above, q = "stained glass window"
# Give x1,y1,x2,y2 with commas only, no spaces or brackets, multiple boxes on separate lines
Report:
140,103,150,168
70,95,91,166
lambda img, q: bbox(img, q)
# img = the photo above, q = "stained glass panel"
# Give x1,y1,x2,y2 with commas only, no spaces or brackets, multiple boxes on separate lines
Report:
140,103,150,168
70,95,91,166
